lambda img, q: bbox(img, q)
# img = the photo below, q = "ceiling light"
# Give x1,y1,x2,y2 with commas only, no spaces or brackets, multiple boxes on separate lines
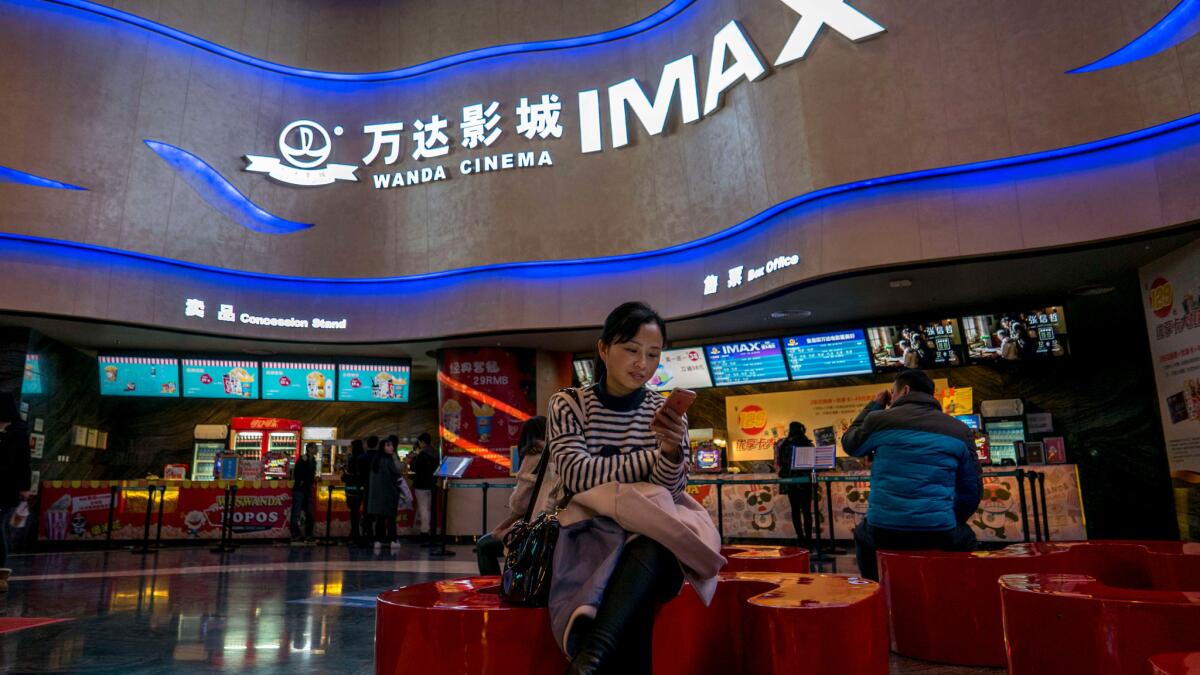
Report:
769,309,812,319
889,279,912,288
1070,284,1115,296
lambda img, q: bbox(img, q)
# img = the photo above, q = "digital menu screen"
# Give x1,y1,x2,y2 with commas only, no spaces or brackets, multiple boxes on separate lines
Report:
338,363,410,402
182,359,259,399
866,319,964,370
23,353,43,396
98,356,179,397
648,347,713,392
962,307,1068,363
783,330,873,380
262,362,336,401
706,339,790,387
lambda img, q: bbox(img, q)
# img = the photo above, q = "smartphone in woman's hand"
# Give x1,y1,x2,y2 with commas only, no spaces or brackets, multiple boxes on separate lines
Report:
664,388,697,416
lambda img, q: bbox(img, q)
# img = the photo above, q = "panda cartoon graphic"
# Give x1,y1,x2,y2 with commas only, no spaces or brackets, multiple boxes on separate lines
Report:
744,487,777,532
972,479,1020,538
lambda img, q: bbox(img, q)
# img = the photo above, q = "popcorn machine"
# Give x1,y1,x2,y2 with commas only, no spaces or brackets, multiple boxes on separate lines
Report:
229,417,302,480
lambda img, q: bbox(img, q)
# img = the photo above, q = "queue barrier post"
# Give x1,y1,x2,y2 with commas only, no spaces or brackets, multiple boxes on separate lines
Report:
1037,472,1051,541
1015,469,1031,543
105,485,117,543
211,484,238,554
154,485,166,549
131,485,158,555
321,484,336,546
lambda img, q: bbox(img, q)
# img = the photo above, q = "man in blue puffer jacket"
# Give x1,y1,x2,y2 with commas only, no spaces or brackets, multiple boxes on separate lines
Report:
842,369,981,580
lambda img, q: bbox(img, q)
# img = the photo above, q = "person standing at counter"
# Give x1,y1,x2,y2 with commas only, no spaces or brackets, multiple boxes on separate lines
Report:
289,443,317,544
841,369,981,581
774,422,815,549
409,433,438,540
368,437,404,553
0,393,31,593
341,440,367,547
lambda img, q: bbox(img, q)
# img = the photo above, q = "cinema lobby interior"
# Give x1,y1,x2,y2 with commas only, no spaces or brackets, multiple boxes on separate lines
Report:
4,0,1200,673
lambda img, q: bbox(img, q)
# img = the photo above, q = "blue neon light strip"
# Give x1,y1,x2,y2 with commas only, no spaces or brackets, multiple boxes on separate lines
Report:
143,140,313,235
0,165,86,191
2,110,1199,284
1068,0,1200,74
41,0,698,82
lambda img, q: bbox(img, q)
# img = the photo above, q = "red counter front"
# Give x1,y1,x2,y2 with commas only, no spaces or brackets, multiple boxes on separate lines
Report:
37,480,415,541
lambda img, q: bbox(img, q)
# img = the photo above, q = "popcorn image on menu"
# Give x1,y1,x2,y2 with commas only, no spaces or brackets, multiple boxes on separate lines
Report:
307,371,332,399
442,399,463,433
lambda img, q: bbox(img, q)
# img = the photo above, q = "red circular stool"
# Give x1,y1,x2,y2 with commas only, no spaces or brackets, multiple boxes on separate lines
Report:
1151,652,1200,674
721,544,810,573
879,541,1200,667
1001,573,1200,675
376,572,886,675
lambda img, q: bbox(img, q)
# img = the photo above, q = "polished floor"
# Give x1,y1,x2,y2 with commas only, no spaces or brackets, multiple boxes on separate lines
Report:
0,543,1001,674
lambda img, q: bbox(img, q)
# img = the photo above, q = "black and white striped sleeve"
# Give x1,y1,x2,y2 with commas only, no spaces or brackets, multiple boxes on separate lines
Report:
649,414,690,496
549,393,656,494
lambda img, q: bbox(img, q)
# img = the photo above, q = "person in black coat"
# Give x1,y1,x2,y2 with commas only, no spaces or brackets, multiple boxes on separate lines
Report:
0,392,31,591
775,421,815,549
341,439,367,546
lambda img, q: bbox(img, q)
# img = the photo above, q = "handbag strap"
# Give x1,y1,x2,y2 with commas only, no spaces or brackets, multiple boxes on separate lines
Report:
521,387,585,523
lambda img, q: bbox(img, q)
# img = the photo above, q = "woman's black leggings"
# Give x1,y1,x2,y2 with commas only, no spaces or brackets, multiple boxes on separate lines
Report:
567,537,683,675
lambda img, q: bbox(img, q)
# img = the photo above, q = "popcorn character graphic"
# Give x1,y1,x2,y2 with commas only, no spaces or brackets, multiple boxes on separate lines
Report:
183,510,207,537
972,479,1019,538
70,513,88,537
745,488,777,532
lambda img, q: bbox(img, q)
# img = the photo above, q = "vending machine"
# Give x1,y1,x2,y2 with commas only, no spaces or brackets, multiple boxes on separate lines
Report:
192,424,228,481
229,418,302,480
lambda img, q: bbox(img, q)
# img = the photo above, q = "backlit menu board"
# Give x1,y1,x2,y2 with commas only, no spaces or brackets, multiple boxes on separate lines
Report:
262,362,336,401
962,307,1068,363
706,339,790,387
338,363,410,402
98,356,179,397
22,353,43,395
648,347,713,392
866,319,964,370
182,359,259,399
783,330,873,380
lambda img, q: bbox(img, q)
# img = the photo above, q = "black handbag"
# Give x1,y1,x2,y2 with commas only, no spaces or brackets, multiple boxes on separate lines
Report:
500,389,583,606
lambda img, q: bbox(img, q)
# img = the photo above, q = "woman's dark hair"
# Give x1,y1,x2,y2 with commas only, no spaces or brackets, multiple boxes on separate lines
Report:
787,421,807,440
517,416,548,461
417,432,432,445
387,434,400,449
594,302,667,387
351,439,364,455
366,435,380,450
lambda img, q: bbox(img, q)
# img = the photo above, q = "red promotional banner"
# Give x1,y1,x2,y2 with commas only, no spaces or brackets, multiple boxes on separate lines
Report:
438,348,537,478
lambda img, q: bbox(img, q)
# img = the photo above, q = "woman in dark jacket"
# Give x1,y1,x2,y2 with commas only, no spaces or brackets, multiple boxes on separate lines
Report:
367,437,404,553
775,421,815,548
0,393,31,592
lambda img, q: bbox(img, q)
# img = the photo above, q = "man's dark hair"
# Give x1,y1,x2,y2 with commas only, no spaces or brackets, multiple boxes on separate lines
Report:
787,421,807,439
366,435,380,450
417,432,432,445
894,369,935,396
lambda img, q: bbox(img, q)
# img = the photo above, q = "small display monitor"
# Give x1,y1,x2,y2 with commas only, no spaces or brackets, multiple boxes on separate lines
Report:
955,414,982,430
262,362,336,401
962,307,1068,363
338,362,411,402
573,359,595,387
984,420,1025,464
98,356,180,397
706,339,790,387
789,445,837,470
783,329,874,380
692,443,723,473
867,319,964,370
649,347,713,392
182,359,259,399
435,456,472,478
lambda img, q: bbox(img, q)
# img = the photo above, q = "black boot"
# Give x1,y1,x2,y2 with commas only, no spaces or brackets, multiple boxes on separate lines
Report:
564,538,682,675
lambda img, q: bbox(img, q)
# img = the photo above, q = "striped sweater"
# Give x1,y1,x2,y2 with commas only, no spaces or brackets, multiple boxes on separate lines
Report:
549,384,690,498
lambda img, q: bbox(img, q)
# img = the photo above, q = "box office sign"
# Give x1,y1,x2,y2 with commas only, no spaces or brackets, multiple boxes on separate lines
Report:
242,1,886,190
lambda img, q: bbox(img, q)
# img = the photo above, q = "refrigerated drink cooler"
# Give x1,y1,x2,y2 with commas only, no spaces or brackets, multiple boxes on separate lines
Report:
229,417,302,480
192,424,229,481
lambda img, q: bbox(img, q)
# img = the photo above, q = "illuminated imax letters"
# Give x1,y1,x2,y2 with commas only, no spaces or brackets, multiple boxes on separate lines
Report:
581,0,884,153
